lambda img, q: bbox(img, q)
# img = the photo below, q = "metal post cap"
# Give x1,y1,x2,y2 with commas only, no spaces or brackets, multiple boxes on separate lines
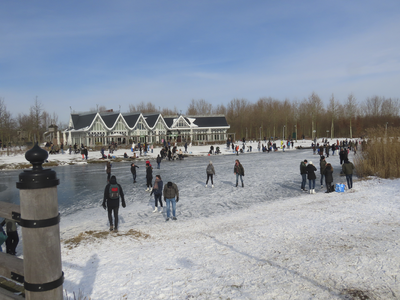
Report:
17,142,59,189
25,142,48,171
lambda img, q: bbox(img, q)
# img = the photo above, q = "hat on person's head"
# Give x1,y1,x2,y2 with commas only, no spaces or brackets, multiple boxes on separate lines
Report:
321,156,325,159
209,161,212,164
309,161,313,165
304,159,308,163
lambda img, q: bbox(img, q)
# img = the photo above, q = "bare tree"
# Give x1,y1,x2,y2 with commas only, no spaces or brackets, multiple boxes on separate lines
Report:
381,97,399,118
327,94,341,139
30,97,43,143
186,99,213,115
345,94,358,138
364,96,383,117
307,92,324,140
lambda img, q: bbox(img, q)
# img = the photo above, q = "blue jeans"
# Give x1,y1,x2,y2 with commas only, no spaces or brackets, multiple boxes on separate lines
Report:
166,198,176,218
309,179,315,190
236,174,243,186
157,162,160,169
320,174,325,186
301,174,307,189
346,174,353,189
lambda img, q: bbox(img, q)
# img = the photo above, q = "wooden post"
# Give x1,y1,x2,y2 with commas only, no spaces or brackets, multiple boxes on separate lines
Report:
16,143,63,300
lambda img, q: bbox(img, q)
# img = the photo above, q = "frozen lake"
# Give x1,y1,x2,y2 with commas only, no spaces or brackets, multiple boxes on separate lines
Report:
0,149,346,225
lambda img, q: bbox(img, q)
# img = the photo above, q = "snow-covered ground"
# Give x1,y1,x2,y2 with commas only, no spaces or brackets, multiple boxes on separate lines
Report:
1,139,399,299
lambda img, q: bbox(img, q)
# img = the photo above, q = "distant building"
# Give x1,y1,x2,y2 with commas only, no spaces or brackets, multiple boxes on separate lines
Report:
63,111,230,146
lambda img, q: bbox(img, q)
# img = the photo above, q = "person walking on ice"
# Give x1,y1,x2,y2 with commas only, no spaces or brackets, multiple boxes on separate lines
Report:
342,158,355,189
130,162,139,183
102,175,126,231
300,159,308,191
206,161,215,188
150,175,163,213
234,159,245,187
163,181,179,221
306,161,317,194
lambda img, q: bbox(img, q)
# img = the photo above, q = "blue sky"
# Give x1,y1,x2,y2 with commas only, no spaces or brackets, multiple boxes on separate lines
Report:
1,0,400,124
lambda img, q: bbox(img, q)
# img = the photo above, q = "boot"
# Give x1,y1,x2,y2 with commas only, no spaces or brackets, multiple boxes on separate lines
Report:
242,182,244,187
312,189,316,194
153,207,158,213
109,225,113,231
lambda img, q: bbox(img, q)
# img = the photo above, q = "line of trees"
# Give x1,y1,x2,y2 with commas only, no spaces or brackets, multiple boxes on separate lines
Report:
1,93,399,146
126,94,400,141
0,97,61,146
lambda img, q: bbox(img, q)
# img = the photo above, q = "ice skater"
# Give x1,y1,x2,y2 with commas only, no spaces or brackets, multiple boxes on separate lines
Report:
234,159,244,187
102,175,126,231
306,161,317,194
130,162,139,183
163,181,179,221
150,175,163,213
206,161,215,188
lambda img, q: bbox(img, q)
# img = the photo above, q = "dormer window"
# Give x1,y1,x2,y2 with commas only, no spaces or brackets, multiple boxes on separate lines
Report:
178,119,186,127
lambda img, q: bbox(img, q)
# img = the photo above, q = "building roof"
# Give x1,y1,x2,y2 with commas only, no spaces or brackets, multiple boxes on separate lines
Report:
100,112,119,128
122,113,141,128
71,112,97,130
68,112,229,131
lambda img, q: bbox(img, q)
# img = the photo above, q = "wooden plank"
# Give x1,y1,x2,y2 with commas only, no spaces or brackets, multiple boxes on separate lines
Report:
0,203,20,220
0,253,24,280
0,286,24,299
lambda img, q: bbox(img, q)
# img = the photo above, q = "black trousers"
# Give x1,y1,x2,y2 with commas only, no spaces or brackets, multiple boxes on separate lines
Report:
6,231,19,255
146,178,152,188
107,206,119,228
154,194,163,207
206,174,214,184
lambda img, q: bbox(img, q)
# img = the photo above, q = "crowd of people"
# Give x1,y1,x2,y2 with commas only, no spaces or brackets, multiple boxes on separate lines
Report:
101,153,247,230
300,141,356,194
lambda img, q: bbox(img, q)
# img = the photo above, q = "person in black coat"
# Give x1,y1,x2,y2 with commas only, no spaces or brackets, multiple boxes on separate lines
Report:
156,155,162,169
306,161,317,194
145,162,153,191
102,176,126,231
130,162,139,183
324,163,334,193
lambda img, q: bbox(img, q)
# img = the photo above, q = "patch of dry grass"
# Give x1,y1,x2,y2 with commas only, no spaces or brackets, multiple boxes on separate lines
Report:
63,229,151,249
355,127,400,178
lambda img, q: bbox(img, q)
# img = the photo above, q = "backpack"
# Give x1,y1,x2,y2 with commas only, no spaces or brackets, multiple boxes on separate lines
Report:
109,184,120,199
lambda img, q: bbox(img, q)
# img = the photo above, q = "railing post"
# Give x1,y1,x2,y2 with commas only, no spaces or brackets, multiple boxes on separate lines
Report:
16,142,63,300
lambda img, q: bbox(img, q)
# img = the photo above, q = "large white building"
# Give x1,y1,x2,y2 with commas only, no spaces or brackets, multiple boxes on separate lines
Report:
63,111,230,146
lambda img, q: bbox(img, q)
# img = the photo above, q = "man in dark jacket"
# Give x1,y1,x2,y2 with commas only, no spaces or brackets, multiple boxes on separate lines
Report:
306,161,317,194
156,155,162,169
320,156,327,188
102,176,126,231
342,159,355,189
163,181,179,221
146,162,153,191
300,159,308,191
324,163,334,193
130,162,139,183
339,148,347,165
